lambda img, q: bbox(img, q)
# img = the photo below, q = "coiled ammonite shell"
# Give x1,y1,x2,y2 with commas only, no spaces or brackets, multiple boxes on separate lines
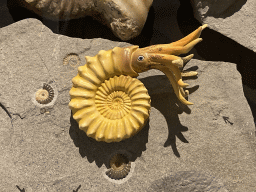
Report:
106,153,131,180
35,83,54,104
69,25,207,142
69,70,151,143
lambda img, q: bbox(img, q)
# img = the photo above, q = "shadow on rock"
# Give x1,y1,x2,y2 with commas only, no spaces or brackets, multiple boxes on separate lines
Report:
150,92,190,158
177,0,256,126
140,75,198,157
69,112,149,168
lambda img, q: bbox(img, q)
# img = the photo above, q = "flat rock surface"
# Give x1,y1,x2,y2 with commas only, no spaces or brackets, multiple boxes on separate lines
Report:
1,18,256,192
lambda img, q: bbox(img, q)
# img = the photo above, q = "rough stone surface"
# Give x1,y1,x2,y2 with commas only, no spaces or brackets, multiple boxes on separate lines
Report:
188,0,256,124
1,18,256,192
190,0,256,52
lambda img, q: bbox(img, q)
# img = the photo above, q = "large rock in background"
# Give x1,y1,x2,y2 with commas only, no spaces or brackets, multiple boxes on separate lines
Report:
190,0,245,20
190,0,256,53
0,18,256,192
18,0,154,41
187,0,256,125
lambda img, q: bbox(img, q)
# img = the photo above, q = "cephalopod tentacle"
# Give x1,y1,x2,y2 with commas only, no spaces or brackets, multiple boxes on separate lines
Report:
155,66,193,105
169,24,207,47
180,54,194,67
179,86,189,98
130,24,207,105
181,71,198,77
138,24,207,55
146,53,190,87
152,38,202,56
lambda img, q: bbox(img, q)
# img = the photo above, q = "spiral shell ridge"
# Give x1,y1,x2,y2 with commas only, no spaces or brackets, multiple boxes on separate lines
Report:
69,48,151,142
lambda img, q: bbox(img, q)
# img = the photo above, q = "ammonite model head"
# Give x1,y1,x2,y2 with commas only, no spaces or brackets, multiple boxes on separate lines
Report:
69,24,207,142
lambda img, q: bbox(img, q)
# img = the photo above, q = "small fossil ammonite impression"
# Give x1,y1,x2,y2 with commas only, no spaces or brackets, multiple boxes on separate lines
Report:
63,53,80,67
106,153,131,180
35,83,54,104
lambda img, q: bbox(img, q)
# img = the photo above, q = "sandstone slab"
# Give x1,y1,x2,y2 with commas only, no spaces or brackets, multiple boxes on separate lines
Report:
0,18,256,192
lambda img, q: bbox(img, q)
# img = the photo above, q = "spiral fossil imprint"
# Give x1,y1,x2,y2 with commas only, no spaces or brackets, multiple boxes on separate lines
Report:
69,24,207,142
35,83,54,104
106,153,131,180
20,0,153,40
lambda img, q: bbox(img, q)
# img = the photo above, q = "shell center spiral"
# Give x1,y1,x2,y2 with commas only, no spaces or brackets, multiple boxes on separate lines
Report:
110,97,123,110
107,91,130,111
96,90,131,120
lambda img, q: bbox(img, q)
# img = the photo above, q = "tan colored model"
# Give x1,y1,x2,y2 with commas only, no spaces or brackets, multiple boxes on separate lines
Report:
19,0,153,41
69,24,207,142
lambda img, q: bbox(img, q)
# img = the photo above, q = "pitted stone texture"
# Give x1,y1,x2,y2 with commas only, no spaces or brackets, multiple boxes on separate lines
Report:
0,18,256,192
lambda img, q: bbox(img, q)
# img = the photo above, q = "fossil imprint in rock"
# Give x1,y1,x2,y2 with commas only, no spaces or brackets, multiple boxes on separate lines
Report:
69,24,208,142
19,0,153,40
35,83,54,104
106,153,131,180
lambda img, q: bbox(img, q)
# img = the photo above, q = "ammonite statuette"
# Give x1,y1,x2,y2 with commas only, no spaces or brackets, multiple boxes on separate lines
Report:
19,0,153,41
69,24,207,142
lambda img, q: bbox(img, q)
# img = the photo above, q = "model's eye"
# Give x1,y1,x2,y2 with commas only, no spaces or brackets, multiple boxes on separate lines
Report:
137,55,144,61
